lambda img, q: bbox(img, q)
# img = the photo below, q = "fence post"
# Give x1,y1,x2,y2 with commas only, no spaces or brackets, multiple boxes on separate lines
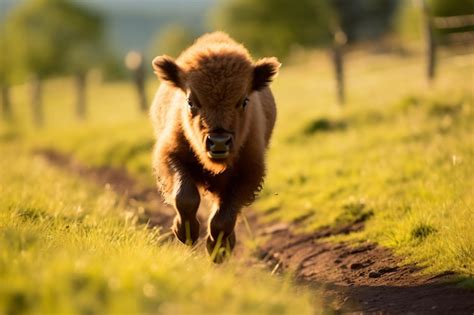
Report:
75,71,87,120
30,74,43,127
332,28,347,105
125,51,148,113
421,0,436,83
1,83,11,121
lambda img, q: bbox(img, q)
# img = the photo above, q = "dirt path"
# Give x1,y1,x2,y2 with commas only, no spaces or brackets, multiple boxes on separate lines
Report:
38,149,474,314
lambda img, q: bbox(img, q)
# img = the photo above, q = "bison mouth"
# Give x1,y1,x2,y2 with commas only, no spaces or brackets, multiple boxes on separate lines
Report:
207,150,229,160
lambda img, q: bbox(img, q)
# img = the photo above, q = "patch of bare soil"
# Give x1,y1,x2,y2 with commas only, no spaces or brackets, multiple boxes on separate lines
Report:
258,223,473,313
38,149,474,314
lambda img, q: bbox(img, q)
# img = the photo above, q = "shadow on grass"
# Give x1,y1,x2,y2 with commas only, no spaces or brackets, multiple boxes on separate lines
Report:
286,117,348,143
303,118,347,135
0,129,22,143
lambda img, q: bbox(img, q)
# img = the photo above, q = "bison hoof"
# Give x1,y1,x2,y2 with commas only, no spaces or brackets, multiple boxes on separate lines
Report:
206,231,236,264
172,216,200,246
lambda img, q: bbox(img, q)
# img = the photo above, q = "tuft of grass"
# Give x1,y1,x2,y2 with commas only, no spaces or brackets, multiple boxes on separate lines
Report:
334,198,374,225
410,223,437,241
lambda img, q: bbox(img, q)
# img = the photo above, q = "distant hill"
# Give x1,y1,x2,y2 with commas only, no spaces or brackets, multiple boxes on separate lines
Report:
1,0,215,58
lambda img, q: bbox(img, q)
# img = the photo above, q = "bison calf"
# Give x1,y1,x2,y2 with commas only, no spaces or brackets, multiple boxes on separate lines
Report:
150,32,280,262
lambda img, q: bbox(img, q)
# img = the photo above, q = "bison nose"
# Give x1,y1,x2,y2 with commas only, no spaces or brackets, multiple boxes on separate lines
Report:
206,133,233,159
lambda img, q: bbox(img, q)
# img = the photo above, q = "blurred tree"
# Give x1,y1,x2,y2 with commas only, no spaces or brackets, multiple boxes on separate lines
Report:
212,0,333,58
212,0,401,59
212,0,402,105
148,24,195,58
213,0,349,104
5,0,105,125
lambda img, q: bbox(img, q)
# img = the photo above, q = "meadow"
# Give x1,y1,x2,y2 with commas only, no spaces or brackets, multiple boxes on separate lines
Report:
1,46,473,312
0,143,317,314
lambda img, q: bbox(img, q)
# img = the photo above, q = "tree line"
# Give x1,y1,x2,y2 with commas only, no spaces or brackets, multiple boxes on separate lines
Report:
1,0,105,125
1,0,473,124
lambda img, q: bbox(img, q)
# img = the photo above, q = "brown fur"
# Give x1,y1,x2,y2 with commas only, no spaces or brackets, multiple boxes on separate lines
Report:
150,32,280,262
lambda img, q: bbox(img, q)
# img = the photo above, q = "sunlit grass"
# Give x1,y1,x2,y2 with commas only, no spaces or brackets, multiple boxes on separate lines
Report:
2,47,473,278
0,145,317,314
261,49,474,277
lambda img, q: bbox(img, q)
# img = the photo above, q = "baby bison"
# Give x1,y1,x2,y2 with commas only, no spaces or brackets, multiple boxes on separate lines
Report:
150,32,280,262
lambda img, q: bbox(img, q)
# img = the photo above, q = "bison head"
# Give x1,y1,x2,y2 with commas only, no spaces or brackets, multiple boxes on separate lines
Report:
152,48,280,174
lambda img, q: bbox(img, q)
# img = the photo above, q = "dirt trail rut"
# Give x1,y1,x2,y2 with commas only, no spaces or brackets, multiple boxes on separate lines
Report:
39,149,474,314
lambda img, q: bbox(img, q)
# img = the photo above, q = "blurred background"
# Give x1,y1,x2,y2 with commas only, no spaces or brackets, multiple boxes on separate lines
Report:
0,0,473,127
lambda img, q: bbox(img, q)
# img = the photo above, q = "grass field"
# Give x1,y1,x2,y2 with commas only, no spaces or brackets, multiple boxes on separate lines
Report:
0,144,317,314
261,50,474,277
1,45,473,307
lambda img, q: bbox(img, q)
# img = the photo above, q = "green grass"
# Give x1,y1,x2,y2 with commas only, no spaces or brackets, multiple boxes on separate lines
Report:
0,144,317,314
259,50,474,277
2,47,473,280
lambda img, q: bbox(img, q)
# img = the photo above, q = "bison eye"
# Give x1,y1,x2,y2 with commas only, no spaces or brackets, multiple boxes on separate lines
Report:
187,98,193,108
242,97,249,109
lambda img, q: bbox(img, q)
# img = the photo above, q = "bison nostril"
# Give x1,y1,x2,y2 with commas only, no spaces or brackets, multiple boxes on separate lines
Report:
206,136,215,151
225,138,232,146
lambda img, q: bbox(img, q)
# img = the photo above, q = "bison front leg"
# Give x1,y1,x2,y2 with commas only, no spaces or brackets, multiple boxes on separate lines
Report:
206,201,238,263
172,177,201,245
206,159,264,263
153,145,201,245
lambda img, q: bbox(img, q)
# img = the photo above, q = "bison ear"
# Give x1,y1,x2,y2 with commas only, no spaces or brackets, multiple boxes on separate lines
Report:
152,55,186,90
252,57,281,91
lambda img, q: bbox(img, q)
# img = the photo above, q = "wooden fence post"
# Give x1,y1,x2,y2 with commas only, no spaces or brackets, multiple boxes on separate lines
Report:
421,0,436,83
125,51,148,113
1,83,11,121
30,74,43,127
75,71,87,120
332,28,347,105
